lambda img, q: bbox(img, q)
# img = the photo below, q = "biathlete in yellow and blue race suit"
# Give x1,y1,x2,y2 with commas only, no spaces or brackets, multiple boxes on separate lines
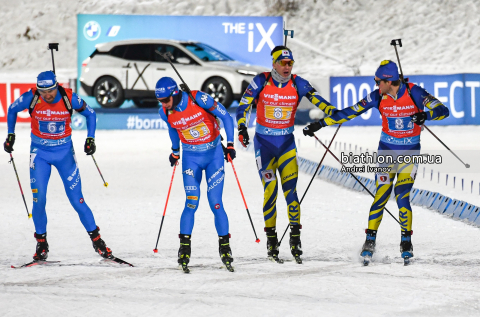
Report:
303,60,449,262
236,46,338,262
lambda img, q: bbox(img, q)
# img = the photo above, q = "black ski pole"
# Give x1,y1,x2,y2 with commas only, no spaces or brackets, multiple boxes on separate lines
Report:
277,124,342,247
8,154,31,219
48,43,59,74
313,134,401,226
390,39,470,168
155,50,197,102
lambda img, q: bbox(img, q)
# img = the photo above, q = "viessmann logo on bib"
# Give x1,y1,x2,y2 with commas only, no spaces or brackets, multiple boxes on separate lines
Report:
263,94,296,101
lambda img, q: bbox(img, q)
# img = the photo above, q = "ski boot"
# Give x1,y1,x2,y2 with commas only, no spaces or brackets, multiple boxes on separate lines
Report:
265,227,283,264
88,226,113,259
178,234,191,273
33,233,49,261
400,230,414,266
219,234,234,272
289,224,303,264
360,229,377,266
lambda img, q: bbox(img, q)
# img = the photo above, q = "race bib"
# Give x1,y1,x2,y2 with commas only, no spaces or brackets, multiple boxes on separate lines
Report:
387,117,414,132
39,121,66,135
181,122,210,140
265,106,292,121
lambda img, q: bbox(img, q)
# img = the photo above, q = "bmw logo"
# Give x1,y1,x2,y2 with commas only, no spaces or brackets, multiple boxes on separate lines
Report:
72,114,85,130
83,21,101,41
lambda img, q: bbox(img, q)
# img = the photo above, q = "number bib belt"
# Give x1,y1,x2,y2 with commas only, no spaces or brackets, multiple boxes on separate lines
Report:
255,74,299,136
166,91,220,149
379,83,421,143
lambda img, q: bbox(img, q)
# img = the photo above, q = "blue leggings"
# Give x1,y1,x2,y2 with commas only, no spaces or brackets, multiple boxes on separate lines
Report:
30,142,97,234
180,145,229,236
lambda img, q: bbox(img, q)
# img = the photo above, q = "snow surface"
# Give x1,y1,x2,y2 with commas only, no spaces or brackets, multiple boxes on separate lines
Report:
1,125,480,316
2,0,480,315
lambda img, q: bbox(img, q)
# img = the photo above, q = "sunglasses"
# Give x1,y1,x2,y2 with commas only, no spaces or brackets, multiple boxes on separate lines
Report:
157,96,171,104
277,60,295,67
38,88,57,93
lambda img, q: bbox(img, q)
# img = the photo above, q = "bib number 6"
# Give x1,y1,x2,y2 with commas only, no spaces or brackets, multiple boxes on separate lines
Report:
273,107,283,119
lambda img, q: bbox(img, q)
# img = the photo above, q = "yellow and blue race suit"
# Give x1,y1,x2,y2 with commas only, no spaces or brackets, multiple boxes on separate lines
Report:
237,72,337,228
319,82,449,232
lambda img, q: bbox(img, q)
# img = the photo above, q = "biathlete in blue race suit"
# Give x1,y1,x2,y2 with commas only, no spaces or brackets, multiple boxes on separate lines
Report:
303,60,449,262
236,46,338,263
4,71,114,261
156,77,236,269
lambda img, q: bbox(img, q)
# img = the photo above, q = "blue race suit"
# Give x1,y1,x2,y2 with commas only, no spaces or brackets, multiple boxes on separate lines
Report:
7,89,97,234
159,91,235,236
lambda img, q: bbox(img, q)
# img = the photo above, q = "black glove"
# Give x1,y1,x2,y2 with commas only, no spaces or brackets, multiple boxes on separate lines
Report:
303,122,323,137
84,137,96,155
410,112,427,125
223,142,236,162
238,125,249,148
3,133,15,153
169,150,180,167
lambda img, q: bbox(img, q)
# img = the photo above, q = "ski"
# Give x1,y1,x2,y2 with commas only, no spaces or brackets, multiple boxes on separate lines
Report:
294,256,303,264
11,260,61,269
268,256,284,264
179,262,190,273
103,256,134,267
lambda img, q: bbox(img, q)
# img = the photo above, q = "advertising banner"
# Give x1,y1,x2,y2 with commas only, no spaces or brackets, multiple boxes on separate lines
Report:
330,74,480,126
77,14,282,111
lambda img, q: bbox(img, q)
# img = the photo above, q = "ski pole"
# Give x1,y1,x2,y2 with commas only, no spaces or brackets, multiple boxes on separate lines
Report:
227,153,260,243
154,163,178,253
277,124,342,247
313,134,401,226
390,39,470,168
8,154,31,219
91,155,108,187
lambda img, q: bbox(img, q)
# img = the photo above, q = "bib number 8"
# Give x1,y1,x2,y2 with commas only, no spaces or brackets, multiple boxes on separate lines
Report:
189,129,200,138
395,118,404,130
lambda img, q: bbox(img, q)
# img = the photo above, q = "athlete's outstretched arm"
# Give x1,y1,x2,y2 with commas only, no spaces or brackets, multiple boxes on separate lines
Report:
72,93,96,138
295,76,338,116
320,90,381,127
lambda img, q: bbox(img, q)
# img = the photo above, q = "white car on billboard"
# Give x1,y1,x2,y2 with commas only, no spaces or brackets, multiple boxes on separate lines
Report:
79,39,268,108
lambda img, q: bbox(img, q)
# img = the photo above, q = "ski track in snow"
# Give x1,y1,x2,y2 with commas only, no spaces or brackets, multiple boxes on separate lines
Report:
1,126,480,316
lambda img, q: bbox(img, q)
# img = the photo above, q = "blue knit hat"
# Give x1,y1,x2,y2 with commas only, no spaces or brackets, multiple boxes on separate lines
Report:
375,60,399,81
36,71,58,90
155,77,180,99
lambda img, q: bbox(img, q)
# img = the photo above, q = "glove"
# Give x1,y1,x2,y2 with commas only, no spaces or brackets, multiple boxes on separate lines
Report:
223,142,236,162
84,137,96,155
410,112,427,125
303,122,323,137
238,125,249,148
3,133,15,153
169,149,180,167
